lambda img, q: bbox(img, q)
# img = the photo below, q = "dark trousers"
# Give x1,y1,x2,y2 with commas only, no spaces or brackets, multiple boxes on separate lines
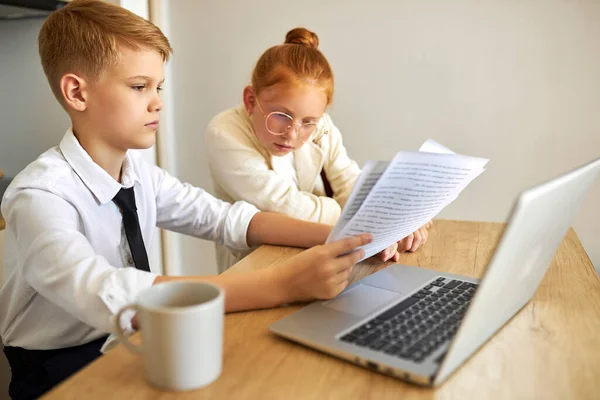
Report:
3,336,108,400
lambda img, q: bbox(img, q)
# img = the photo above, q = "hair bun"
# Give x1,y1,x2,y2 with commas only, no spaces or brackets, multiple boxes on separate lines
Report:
284,27,319,49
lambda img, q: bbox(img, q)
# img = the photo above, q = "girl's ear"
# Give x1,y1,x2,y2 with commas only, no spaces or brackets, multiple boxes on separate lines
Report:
243,86,256,115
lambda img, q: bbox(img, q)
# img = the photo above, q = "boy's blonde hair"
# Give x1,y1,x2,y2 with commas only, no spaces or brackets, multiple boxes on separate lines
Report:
38,0,172,104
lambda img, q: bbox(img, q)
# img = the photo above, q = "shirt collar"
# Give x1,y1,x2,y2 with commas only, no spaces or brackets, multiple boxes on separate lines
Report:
59,128,141,205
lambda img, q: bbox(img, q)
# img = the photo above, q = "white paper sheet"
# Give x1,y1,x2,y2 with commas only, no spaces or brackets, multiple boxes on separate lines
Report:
328,140,489,261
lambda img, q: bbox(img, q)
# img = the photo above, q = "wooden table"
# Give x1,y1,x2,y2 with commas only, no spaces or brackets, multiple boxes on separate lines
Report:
45,220,600,399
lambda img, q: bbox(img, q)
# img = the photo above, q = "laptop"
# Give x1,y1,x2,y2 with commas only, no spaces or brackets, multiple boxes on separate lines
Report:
270,157,600,387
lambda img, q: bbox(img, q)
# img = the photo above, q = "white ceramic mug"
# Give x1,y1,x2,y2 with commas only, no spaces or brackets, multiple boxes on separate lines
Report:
114,281,224,391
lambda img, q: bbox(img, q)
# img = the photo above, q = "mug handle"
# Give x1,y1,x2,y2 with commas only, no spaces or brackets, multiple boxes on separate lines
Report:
114,304,143,354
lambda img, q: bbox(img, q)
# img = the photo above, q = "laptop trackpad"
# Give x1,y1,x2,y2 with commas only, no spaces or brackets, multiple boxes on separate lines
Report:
322,284,400,317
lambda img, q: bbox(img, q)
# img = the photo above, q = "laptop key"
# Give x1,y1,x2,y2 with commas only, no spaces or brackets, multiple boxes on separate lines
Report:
353,329,369,338
362,332,381,344
399,349,413,358
418,343,431,353
369,339,389,350
340,334,358,343
384,345,402,355
443,279,461,289
377,297,420,321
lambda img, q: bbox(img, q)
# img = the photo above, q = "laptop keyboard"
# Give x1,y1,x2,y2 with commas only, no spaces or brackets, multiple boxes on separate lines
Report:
339,277,478,363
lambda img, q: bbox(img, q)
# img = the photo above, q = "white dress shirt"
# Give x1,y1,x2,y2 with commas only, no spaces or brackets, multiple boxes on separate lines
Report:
0,129,259,350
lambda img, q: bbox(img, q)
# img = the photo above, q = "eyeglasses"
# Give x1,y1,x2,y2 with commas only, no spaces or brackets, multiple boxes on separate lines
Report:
255,98,321,137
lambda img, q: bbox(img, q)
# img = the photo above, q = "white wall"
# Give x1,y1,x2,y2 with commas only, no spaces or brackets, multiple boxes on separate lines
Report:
166,0,599,276
0,19,70,176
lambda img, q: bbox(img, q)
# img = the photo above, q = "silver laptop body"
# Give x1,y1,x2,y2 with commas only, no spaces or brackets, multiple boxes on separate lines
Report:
270,157,600,387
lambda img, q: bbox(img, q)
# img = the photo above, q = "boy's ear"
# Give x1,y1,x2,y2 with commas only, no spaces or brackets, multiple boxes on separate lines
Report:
243,85,256,115
60,73,88,112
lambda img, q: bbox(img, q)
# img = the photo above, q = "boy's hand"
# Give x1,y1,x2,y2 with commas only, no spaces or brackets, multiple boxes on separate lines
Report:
276,233,373,303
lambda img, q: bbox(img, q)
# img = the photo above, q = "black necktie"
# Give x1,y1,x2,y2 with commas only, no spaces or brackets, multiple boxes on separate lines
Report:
112,187,150,272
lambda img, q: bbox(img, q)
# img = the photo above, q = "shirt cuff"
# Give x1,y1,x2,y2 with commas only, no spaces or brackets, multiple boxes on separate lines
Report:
98,267,158,333
223,200,260,250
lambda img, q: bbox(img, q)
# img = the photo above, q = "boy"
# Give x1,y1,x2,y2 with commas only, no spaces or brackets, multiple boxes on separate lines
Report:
0,1,375,398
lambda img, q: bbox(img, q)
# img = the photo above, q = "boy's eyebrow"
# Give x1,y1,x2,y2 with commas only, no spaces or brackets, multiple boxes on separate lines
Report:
126,75,165,84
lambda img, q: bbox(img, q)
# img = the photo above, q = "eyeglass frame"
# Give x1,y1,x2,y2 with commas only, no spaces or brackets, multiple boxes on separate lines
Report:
255,98,323,137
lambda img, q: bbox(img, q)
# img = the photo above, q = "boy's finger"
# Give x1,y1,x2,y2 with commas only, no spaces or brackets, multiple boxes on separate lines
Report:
327,233,372,256
334,280,350,296
334,248,365,271
335,266,352,284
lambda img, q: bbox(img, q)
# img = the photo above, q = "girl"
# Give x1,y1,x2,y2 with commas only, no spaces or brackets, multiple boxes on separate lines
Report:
206,28,430,272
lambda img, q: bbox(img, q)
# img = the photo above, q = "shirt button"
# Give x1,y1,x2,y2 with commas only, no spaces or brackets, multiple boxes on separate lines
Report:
127,257,134,265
